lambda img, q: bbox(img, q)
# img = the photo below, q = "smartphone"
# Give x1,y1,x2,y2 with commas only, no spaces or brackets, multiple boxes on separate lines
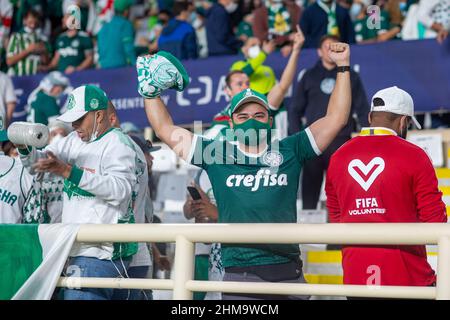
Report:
187,186,202,200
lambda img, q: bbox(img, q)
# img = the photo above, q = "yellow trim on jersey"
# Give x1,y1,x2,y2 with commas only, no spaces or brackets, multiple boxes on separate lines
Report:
359,127,397,136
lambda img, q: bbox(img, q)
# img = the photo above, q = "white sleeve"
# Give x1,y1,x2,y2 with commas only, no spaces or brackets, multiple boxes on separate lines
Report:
4,76,16,103
417,0,440,28
19,133,77,175
19,147,48,175
66,143,137,207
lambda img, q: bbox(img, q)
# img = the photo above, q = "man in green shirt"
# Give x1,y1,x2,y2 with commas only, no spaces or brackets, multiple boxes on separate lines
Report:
26,71,71,125
41,11,94,74
97,0,136,69
137,43,352,299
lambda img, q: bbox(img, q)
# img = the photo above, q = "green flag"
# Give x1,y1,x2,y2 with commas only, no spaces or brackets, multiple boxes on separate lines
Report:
0,224,79,300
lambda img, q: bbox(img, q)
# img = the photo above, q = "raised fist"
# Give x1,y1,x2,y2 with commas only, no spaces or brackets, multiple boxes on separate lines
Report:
328,42,350,67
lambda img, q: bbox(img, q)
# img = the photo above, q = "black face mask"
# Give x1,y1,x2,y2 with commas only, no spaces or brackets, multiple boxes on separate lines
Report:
399,125,407,139
158,19,168,25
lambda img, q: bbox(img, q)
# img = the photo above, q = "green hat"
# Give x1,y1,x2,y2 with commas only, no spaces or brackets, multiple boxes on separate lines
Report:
137,51,190,99
57,85,108,123
114,0,133,13
228,89,270,117
0,130,8,142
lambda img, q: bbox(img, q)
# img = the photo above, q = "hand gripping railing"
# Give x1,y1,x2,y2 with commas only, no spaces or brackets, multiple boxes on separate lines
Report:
57,223,450,300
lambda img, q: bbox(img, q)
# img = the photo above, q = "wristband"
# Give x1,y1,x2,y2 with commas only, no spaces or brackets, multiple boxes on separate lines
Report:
337,66,351,73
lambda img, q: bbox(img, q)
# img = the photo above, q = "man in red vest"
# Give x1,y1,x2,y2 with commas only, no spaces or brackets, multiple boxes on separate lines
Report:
326,86,447,289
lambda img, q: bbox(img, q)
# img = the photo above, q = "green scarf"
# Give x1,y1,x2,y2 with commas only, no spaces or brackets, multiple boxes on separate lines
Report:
268,4,292,37
318,0,340,37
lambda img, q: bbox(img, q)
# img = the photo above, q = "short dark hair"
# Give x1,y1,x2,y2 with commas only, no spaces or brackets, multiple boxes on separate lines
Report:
172,2,190,17
318,34,340,48
158,9,173,18
225,70,246,88
24,8,41,20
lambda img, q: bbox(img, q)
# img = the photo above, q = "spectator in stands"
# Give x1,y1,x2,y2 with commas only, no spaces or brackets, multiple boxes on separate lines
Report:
0,68,16,130
204,0,242,56
207,26,305,140
10,0,46,33
326,86,447,292
300,0,355,48
289,34,369,210
0,0,13,71
97,0,136,68
252,0,302,56
158,1,198,60
417,0,449,44
236,13,254,42
137,42,352,299
26,71,71,125
351,0,402,43
119,127,154,300
18,85,138,300
40,10,94,74
0,130,32,224
231,37,276,96
6,9,49,76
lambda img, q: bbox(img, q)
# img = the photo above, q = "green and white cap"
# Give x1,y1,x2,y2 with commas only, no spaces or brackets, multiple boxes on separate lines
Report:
136,51,190,99
228,88,270,116
58,85,108,123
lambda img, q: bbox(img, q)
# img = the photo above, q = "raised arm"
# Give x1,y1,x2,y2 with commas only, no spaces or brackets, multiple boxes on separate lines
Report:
309,42,351,152
267,25,304,109
144,97,193,161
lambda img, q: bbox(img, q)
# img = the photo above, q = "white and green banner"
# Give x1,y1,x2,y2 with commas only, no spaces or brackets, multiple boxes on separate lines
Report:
0,224,79,300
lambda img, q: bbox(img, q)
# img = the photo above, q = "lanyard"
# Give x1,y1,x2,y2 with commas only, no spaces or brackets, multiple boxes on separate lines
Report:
359,128,397,136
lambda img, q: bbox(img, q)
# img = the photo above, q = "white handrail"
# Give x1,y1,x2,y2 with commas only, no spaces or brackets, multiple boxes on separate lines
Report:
57,223,450,300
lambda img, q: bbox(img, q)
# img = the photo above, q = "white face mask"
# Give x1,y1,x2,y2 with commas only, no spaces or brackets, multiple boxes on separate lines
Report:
192,17,202,29
225,2,238,13
51,134,64,144
89,113,99,143
248,45,261,59
23,26,34,33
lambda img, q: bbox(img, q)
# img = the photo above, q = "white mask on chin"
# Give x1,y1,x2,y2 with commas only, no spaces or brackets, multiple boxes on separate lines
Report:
89,113,99,143
225,2,238,13
248,45,261,59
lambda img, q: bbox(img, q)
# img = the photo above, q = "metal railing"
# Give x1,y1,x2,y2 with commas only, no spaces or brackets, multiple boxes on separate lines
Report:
57,223,450,300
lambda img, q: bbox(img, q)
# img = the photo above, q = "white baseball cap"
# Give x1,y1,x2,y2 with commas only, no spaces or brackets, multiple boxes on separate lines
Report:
370,86,421,129
58,85,108,123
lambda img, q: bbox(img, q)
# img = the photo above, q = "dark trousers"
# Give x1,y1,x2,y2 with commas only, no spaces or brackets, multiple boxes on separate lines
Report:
301,136,350,210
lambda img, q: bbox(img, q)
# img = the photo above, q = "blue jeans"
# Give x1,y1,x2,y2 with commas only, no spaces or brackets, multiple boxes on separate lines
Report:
64,256,130,300
112,266,153,300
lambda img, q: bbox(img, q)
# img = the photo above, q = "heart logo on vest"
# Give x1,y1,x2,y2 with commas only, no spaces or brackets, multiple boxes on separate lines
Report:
348,157,385,191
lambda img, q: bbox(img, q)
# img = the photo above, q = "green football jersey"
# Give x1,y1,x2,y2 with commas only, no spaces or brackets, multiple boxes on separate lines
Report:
189,128,320,268
27,90,60,125
55,31,93,72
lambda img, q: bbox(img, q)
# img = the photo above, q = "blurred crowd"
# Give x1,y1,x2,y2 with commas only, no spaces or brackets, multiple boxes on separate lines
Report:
0,0,448,77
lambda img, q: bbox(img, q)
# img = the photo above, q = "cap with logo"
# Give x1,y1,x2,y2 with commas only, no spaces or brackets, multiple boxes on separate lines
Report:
228,89,270,117
370,86,421,129
129,134,161,154
57,85,108,123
